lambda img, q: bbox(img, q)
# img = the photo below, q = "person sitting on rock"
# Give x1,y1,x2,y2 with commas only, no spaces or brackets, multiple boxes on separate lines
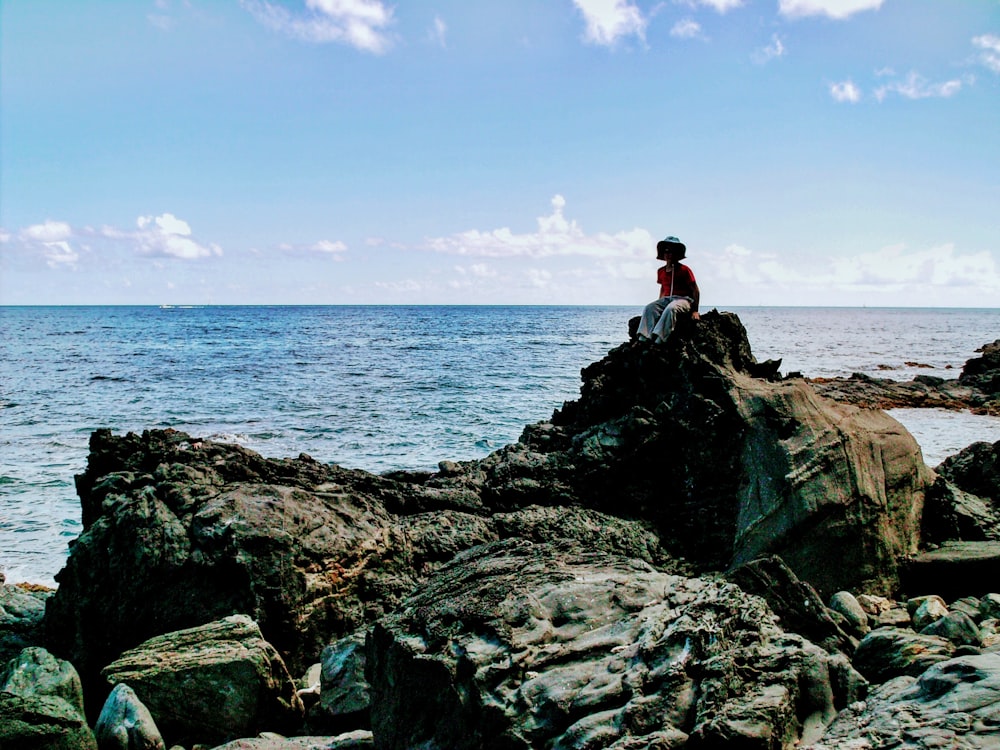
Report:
636,235,700,344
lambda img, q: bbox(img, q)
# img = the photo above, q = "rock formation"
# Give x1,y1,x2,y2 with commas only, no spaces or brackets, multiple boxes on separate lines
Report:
1,311,995,747
808,338,1000,415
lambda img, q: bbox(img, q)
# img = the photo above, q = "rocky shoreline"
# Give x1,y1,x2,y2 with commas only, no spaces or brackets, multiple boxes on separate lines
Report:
2,311,999,749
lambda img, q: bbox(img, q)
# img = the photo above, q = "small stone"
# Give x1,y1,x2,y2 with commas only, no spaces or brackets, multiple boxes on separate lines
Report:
829,591,870,637
980,593,1000,620
911,596,949,631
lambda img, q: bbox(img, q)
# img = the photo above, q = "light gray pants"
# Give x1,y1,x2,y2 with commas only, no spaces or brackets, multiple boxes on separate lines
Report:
637,296,692,343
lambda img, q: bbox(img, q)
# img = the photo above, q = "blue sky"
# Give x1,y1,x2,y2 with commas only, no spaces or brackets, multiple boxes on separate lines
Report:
1,0,998,306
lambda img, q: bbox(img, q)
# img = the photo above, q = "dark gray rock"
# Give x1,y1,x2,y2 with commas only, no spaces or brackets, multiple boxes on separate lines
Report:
808,653,1000,749
0,583,53,665
920,611,982,648
903,541,1000,602
94,683,165,750
853,627,956,683
369,539,856,750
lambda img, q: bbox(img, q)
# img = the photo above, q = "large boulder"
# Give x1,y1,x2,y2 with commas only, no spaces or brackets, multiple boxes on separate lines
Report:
0,646,96,750
368,539,859,750
455,311,931,595
101,614,303,748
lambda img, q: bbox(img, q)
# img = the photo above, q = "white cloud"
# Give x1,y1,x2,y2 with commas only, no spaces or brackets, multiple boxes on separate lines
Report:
424,195,655,259
429,15,447,48
13,221,80,268
133,213,222,259
973,34,1000,74
778,0,884,20
241,0,394,54
572,0,647,47
670,19,702,39
830,79,861,103
310,239,348,255
679,0,744,11
21,220,73,243
705,242,1000,301
874,71,967,101
752,34,785,64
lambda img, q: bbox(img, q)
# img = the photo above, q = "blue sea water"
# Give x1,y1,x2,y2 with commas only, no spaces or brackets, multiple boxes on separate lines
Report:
2,305,999,586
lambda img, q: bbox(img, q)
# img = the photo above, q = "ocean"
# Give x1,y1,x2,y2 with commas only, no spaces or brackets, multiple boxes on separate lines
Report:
2,305,999,586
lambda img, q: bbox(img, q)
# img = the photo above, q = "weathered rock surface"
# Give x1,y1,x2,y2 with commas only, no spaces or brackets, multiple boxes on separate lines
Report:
21,312,994,747
807,338,1000,416
101,614,303,748
0,582,53,665
94,682,165,750
369,539,859,750
209,731,374,749
808,653,1000,749
46,312,931,701
0,646,96,750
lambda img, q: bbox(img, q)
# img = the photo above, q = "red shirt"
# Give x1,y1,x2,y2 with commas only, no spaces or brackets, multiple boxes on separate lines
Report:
657,263,697,298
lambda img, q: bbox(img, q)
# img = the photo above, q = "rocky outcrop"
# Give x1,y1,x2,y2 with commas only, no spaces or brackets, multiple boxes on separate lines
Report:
809,653,1000,749
44,311,934,709
369,539,858,749
807,338,1000,415
10,311,992,747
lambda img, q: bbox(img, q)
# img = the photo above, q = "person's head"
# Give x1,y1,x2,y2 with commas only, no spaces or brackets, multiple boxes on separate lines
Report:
656,236,686,261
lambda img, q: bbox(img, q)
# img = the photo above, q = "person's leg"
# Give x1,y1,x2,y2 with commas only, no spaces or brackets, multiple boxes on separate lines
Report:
637,298,669,340
651,297,691,343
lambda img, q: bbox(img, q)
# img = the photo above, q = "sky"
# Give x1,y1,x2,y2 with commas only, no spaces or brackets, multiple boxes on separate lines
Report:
1,0,998,307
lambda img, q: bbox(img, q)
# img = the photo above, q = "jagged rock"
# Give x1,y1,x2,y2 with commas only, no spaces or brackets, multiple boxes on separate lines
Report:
853,627,956,683
0,583,52,664
921,476,999,544
727,556,856,656
0,646,86,717
369,539,857,750
101,615,304,748
806,339,1000,416
208,731,374,749
0,647,95,749
95,683,165,750
45,428,674,708
37,311,949,744
0,691,97,750
305,631,370,734
936,440,1000,503
807,653,1000,749
959,339,1000,398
